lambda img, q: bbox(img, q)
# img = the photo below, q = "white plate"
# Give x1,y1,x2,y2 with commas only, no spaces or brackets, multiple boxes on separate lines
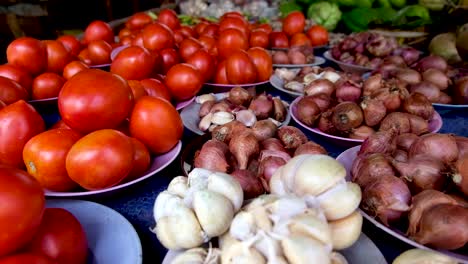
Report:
432,103,468,109
162,232,387,264
180,93,291,135
269,72,303,98
46,199,142,264
273,56,326,68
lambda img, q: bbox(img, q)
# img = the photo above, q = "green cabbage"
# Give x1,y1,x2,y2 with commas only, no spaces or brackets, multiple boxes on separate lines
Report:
307,2,342,31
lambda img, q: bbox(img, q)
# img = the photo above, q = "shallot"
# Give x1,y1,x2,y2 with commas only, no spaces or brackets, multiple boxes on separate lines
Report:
422,69,451,90
409,133,459,163
407,114,429,136
294,141,327,156
400,47,420,65
415,55,448,72
332,102,363,132
363,74,382,97
349,126,375,140
258,156,286,183
379,112,411,135
287,49,307,64
318,109,336,135
296,96,321,127
410,82,441,103
455,136,468,158
384,55,405,66
210,101,231,113
335,80,362,102
272,51,289,64
261,138,286,152
251,119,277,141
230,169,264,199
194,140,230,172
277,126,308,150
272,97,286,122
395,69,422,85
453,155,468,196
454,76,468,104
396,133,418,151
229,131,259,170
392,149,408,162
437,92,452,104
308,93,331,112
351,153,395,187
248,94,273,119
211,121,247,143
360,98,386,127
402,93,434,120
228,87,252,106
372,84,404,112
304,79,335,97
358,129,397,155
199,101,215,117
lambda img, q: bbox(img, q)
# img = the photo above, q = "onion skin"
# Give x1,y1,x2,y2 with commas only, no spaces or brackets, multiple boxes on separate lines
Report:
258,156,286,184
380,112,411,135
410,82,441,103
402,92,434,120
231,169,264,199
294,141,327,156
453,154,468,196
396,133,419,151
194,139,230,172
304,79,335,97
277,126,308,150
360,98,386,127
362,174,411,226
363,74,382,97
251,119,277,142
415,55,448,73
211,121,247,143
248,94,273,119
296,96,321,127
352,153,395,187
359,129,397,155
392,149,408,162
409,133,459,163
395,69,422,85
407,114,429,136
332,102,363,132
411,204,468,250
349,126,375,140
261,138,286,152
318,109,337,135
229,131,259,170
308,93,331,112
228,86,252,106
199,100,215,117
422,69,451,90
335,80,362,103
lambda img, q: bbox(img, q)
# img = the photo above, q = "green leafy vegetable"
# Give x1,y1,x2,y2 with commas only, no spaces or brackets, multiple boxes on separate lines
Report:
307,1,342,31
279,1,303,17
391,5,431,28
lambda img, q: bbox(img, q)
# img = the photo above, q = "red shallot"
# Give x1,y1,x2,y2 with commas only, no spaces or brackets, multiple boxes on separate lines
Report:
332,102,363,132
380,112,411,135
410,82,441,103
455,136,468,158
295,96,321,127
308,93,331,112
422,69,451,90
272,97,286,122
437,92,452,104
392,149,408,162
335,80,362,102
231,169,265,199
359,129,397,155
395,69,422,85
318,109,337,135
261,138,286,152
272,51,289,64
402,92,435,120
415,55,448,72
211,121,247,143
409,133,459,163
228,86,252,106
293,141,327,156
352,153,395,187
453,155,468,196
258,156,286,183
258,149,291,162
199,100,215,117
304,79,335,97
210,101,231,113
360,98,386,127
349,125,375,140
251,119,277,141
384,55,405,66
454,76,468,105
194,139,230,172
248,93,273,119
407,114,429,136
229,130,259,170
277,126,308,150
396,133,419,151
363,74,382,97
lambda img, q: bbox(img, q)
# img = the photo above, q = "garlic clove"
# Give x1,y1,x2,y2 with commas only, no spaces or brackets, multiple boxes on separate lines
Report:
253,233,284,263
275,68,298,82
288,212,332,246
171,248,209,264
199,112,214,131
279,155,310,194
330,252,348,264
268,117,282,127
322,71,341,83
250,206,273,232
267,196,307,222
167,176,189,198
281,234,331,264
207,171,244,212
229,211,256,241
235,110,257,127
316,181,362,221
303,72,322,85
284,81,304,93
208,124,218,132
329,210,363,250
393,249,457,264
193,189,234,237
196,93,216,104
153,191,178,221
211,111,235,126
219,232,240,251
221,241,266,264
244,194,279,211
269,167,287,196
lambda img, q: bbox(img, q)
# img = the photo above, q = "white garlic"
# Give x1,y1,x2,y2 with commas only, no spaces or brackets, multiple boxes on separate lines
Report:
284,81,304,93
193,190,234,237
316,181,362,221
303,72,323,85
322,71,342,83
171,247,221,264
196,93,216,104
393,249,457,264
281,234,331,264
274,68,298,81
329,210,363,250
199,112,213,131
235,110,257,127
330,252,348,264
211,111,235,125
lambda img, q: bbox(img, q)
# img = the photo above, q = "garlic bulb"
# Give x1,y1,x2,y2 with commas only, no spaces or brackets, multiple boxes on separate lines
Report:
275,68,299,82
153,169,244,250
393,249,457,264
171,247,221,264
329,210,363,250
221,194,346,264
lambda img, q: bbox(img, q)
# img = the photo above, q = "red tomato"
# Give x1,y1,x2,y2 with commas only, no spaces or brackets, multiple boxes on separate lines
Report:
290,32,311,47
83,20,114,45
0,100,45,168
269,31,289,48
160,48,180,74
142,22,174,51
247,47,272,82
0,167,45,256
87,40,112,65
306,25,329,46
178,26,196,38
165,63,203,101
0,64,32,94
178,37,202,62
120,36,133,46
129,96,182,154
28,208,88,264
43,40,72,74
186,49,215,83
118,27,133,40
0,76,29,104
149,50,164,75
23,129,81,191
62,61,89,80
194,21,209,36
198,35,216,52
140,78,171,102
58,69,134,133
126,137,151,181
219,17,249,38
0,253,56,264
256,23,273,34
0,101,5,110
77,49,92,65
56,35,82,57
217,28,249,59
226,50,257,84
51,119,74,131
66,129,134,190
110,46,155,80
7,37,47,76
221,11,244,20
249,30,269,48
173,30,184,44
131,33,145,47
200,24,218,38
157,9,180,30
126,12,153,31
282,11,305,36
214,60,229,84
115,119,131,136
127,80,148,101
32,73,65,100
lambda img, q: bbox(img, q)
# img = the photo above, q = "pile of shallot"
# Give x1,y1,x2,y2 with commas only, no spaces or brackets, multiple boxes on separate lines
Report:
351,130,468,251
196,87,288,132
193,122,327,199
330,32,420,69
272,45,315,65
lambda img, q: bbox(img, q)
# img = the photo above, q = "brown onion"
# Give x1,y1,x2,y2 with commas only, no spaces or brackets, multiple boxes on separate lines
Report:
304,79,335,97
380,112,411,135
402,92,435,120
317,109,336,135
410,82,441,103
392,155,447,192
437,92,452,104
231,169,265,199
349,125,375,140
359,129,397,155
248,94,273,119
251,119,277,142
422,69,451,90
228,86,252,106
332,102,363,132
409,133,459,163
261,138,286,152
411,204,468,250
277,126,308,149
335,80,362,102
258,156,286,184
352,153,395,187
212,121,247,143
407,190,459,236
407,114,429,136
199,100,215,117
294,141,327,156
396,133,419,151
363,74,382,97
393,149,408,162
416,55,448,72
360,98,386,127
194,139,230,172
453,155,468,196
308,93,331,112
272,51,289,64
229,130,259,170
273,97,286,122
395,69,422,85
362,174,412,226
295,96,321,127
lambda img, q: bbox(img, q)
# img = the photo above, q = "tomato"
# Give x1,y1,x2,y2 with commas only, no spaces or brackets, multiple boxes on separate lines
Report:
198,35,216,53
23,129,81,191
0,100,45,168
290,32,311,47
0,101,5,110
120,36,133,46
217,28,249,59
62,61,89,80
115,118,131,136
118,27,133,40
306,25,329,47
157,9,180,30
110,46,155,80
214,60,229,84
87,40,112,65
0,64,32,94
58,69,134,133
32,73,65,100
7,37,47,76
131,33,145,47
66,129,134,190
165,63,203,101
249,29,269,48
282,11,305,36
51,119,74,130
178,26,196,39
130,96,182,154
219,17,249,38
43,40,72,74
77,49,92,65
28,208,88,264
269,31,289,48
126,12,153,31
247,47,272,82
194,21,209,36
173,30,184,44
56,35,82,57
186,49,215,83
142,22,174,51
200,24,218,38
160,48,180,74
226,50,257,84
127,80,147,101
0,167,45,256
140,78,171,102
0,76,29,104
178,37,202,62
255,23,273,34
149,50,164,75
0,253,55,264
126,137,150,181
221,11,244,20
83,20,114,45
